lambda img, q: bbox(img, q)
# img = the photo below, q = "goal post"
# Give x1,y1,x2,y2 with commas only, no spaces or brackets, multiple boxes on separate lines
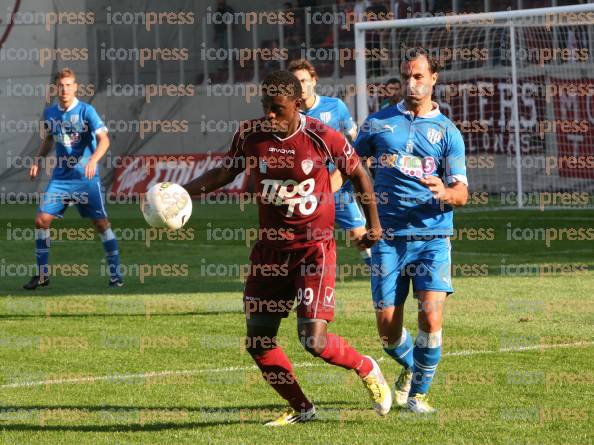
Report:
354,4,594,209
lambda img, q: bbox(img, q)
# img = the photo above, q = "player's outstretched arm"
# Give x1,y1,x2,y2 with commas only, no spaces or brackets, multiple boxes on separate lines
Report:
419,176,468,207
346,162,382,248
182,167,240,196
30,134,54,180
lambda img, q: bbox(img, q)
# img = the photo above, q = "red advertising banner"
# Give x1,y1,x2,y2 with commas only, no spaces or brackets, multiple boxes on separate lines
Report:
110,153,248,197
550,78,594,179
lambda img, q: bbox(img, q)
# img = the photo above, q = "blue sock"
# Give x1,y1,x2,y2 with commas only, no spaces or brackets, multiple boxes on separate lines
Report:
383,327,413,370
100,228,120,279
410,329,442,396
361,248,371,267
35,229,50,279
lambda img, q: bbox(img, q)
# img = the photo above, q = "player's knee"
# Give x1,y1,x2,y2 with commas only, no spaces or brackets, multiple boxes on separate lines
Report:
419,314,442,333
35,215,50,229
300,334,326,357
93,219,110,233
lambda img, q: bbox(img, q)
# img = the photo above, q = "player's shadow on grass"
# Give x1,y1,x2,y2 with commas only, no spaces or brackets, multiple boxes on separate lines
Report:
0,403,352,431
1,280,245,296
0,311,244,320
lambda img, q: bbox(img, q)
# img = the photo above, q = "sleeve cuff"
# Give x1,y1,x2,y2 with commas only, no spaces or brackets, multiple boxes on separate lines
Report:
446,174,468,185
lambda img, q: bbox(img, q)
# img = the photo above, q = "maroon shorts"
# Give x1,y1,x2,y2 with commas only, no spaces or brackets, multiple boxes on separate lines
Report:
243,239,336,322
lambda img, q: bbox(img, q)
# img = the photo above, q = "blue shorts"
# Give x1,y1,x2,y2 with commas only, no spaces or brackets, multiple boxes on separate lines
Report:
38,178,108,219
370,236,453,310
334,188,366,230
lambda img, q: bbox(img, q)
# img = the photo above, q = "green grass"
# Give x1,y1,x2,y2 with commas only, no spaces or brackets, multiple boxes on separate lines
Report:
0,203,593,444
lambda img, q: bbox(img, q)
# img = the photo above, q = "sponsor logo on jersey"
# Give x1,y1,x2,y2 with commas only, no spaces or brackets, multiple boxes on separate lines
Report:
260,178,317,217
380,153,436,179
268,147,295,155
58,131,81,147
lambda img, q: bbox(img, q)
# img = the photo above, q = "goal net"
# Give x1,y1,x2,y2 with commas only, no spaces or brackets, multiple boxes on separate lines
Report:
354,4,594,209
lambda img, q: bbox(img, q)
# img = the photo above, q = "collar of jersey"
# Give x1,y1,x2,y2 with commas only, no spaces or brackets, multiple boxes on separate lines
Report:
396,100,440,118
272,114,305,141
58,97,79,112
304,94,320,114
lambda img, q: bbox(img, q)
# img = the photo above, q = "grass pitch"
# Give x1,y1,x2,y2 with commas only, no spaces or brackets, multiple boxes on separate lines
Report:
0,202,592,444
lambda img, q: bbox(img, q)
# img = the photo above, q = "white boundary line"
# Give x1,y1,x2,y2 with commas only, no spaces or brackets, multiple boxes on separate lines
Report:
1,341,592,390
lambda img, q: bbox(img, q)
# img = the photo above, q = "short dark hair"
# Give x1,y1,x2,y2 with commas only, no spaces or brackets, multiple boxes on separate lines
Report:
401,47,441,73
386,77,400,85
261,70,302,99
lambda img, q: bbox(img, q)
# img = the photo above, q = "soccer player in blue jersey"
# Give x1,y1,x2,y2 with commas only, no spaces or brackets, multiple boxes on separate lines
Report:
352,49,468,413
24,68,122,289
288,59,372,266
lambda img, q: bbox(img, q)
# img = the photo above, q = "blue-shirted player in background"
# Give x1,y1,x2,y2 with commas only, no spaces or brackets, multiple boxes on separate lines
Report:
351,49,469,413
24,68,122,289
288,59,372,266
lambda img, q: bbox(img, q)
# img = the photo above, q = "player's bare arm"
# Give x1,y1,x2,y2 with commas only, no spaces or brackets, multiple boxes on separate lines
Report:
30,134,54,180
85,131,110,179
331,155,374,193
419,176,468,206
330,169,344,193
345,162,382,248
182,166,240,196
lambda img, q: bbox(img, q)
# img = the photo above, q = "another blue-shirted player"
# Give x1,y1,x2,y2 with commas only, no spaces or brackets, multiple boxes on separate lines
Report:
288,59,371,266
24,68,122,289
353,49,469,413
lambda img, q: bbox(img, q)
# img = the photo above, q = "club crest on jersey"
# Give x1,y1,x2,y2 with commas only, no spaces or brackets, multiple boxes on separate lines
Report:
427,128,443,144
301,159,314,175
319,111,331,123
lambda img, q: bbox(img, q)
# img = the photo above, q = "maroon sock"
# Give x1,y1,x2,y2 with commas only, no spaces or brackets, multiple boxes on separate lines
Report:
253,347,313,412
318,333,373,377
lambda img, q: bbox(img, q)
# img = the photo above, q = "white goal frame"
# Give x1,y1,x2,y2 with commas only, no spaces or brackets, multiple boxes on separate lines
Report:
354,3,594,209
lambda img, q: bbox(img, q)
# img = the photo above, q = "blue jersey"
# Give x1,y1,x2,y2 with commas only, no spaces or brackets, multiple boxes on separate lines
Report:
355,101,467,236
42,98,107,180
301,95,355,134
301,95,355,191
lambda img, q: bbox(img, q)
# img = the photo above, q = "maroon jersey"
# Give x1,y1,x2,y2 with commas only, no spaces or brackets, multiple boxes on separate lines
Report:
225,115,360,250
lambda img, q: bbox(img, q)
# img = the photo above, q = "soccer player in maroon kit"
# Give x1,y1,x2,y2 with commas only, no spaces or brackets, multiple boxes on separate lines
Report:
183,71,392,425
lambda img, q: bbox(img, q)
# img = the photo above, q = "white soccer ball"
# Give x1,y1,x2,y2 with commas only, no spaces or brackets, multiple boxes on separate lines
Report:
141,182,192,230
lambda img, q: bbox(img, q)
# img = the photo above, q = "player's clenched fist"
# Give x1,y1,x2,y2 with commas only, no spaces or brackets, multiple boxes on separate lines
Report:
356,226,383,249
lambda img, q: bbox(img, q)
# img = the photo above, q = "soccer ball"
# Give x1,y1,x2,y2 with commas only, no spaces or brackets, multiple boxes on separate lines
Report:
141,182,192,230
